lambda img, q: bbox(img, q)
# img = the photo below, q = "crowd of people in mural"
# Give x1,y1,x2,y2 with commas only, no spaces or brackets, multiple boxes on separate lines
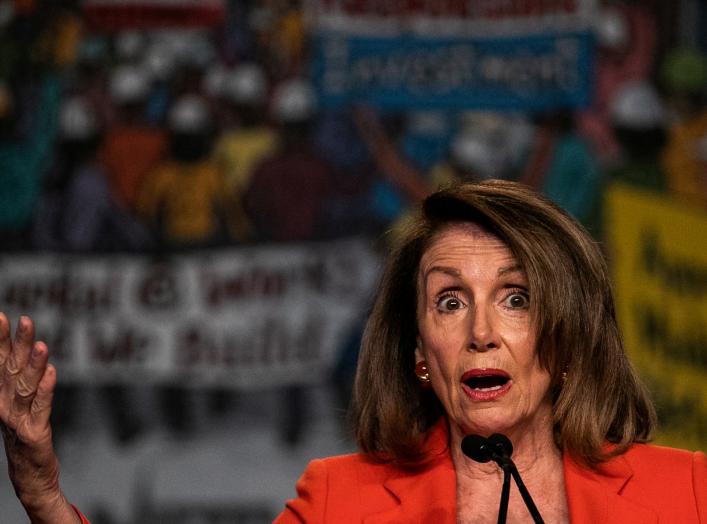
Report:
1,0,706,453
1,1,706,257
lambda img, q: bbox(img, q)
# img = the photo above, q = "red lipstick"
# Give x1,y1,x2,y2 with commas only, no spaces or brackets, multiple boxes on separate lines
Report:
460,368,512,402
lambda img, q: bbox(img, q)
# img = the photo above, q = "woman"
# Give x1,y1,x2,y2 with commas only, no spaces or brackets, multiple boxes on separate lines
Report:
1,181,705,523
276,180,705,522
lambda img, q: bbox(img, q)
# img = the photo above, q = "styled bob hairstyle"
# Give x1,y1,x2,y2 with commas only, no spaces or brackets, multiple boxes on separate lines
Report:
351,180,656,469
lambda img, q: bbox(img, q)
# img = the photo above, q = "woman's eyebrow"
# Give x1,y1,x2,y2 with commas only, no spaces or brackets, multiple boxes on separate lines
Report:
423,265,461,279
497,264,524,277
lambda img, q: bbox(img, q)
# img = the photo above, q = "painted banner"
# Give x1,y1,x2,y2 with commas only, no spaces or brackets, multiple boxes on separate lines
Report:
84,0,226,30
0,238,380,388
604,183,707,452
311,0,597,110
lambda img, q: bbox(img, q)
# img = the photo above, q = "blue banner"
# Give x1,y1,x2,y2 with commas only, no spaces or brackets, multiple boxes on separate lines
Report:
312,31,595,111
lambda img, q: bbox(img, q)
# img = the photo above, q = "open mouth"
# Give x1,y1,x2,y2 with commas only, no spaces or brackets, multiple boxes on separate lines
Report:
463,374,510,391
461,369,512,400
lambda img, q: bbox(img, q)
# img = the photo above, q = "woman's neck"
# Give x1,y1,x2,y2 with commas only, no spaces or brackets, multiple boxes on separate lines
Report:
449,411,568,523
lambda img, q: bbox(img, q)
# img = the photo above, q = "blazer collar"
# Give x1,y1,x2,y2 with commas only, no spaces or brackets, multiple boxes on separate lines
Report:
563,448,657,524
365,420,457,524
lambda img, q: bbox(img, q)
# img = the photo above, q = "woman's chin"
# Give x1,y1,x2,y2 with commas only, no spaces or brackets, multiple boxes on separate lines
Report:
453,396,551,439
454,408,523,438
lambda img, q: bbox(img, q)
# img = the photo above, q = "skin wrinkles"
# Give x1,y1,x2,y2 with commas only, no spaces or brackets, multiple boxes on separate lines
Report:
415,222,556,473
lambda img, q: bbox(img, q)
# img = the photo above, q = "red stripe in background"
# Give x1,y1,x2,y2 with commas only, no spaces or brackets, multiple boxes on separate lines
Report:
84,5,225,31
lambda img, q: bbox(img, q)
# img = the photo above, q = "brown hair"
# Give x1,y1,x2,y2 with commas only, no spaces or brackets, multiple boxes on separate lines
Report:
351,180,656,469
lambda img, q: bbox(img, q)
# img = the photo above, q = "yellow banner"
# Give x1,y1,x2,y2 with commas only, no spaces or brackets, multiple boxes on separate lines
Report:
604,183,707,451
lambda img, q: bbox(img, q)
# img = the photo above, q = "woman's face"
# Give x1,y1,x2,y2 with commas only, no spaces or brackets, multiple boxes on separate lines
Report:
415,223,553,440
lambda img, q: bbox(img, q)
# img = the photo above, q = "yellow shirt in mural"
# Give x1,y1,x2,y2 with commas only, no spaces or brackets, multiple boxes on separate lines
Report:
137,160,227,243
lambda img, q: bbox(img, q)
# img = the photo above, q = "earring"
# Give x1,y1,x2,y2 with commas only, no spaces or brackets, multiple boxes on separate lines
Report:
561,369,568,384
415,360,431,386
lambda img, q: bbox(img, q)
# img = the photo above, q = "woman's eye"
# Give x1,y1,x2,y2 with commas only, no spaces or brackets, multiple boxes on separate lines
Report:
504,291,529,309
437,295,465,312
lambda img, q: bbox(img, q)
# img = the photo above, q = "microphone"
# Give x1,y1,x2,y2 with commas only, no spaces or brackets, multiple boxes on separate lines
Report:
461,433,513,470
461,434,512,524
488,433,513,458
461,434,545,524
460,434,494,463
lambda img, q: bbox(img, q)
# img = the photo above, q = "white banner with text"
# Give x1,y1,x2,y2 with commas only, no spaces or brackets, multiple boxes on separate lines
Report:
0,238,380,388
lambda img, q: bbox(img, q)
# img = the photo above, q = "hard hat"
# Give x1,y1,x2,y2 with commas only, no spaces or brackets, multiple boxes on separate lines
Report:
143,41,177,82
167,95,211,133
202,64,229,98
115,30,145,62
225,63,267,104
450,130,502,179
109,65,150,103
60,97,99,140
609,81,666,129
595,7,629,50
271,78,317,122
174,32,215,70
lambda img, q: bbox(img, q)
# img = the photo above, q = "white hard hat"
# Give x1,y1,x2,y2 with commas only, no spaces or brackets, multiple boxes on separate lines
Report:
610,81,666,129
225,63,267,104
109,65,150,103
143,42,177,82
150,30,212,69
177,32,215,70
202,64,229,98
595,8,629,50
271,78,317,122
115,30,146,62
450,130,502,179
60,97,99,140
167,95,211,133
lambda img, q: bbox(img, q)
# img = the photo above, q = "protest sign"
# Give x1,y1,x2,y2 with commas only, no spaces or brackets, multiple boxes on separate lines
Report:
0,238,380,388
605,183,707,451
311,0,597,110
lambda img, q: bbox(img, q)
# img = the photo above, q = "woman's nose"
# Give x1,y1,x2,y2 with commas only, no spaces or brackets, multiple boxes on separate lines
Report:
468,305,499,352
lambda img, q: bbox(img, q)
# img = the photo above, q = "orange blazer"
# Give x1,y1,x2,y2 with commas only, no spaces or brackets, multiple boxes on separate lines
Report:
275,422,707,523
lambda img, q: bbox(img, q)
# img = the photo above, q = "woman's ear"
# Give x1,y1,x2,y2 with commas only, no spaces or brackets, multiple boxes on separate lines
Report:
415,338,424,362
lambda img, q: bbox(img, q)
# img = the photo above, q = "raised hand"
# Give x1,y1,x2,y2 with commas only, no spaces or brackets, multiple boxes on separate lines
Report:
0,313,80,523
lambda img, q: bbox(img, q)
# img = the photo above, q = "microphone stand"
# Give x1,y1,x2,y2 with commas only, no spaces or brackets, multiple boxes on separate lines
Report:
488,437,544,524
462,434,545,524
497,460,512,524
508,465,544,523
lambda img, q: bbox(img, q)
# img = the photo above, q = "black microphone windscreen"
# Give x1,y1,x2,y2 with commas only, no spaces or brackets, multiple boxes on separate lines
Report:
488,433,513,458
461,434,492,463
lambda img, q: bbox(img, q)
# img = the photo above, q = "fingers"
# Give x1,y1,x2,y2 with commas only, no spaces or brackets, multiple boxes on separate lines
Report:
13,341,50,415
30,363,56,428
6,316,35,377
0,316,54,429
0,313,10,369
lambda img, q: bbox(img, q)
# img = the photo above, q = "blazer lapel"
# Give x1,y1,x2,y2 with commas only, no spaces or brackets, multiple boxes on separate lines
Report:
364,461,456,524
364,421,457,524
563,451,658,524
